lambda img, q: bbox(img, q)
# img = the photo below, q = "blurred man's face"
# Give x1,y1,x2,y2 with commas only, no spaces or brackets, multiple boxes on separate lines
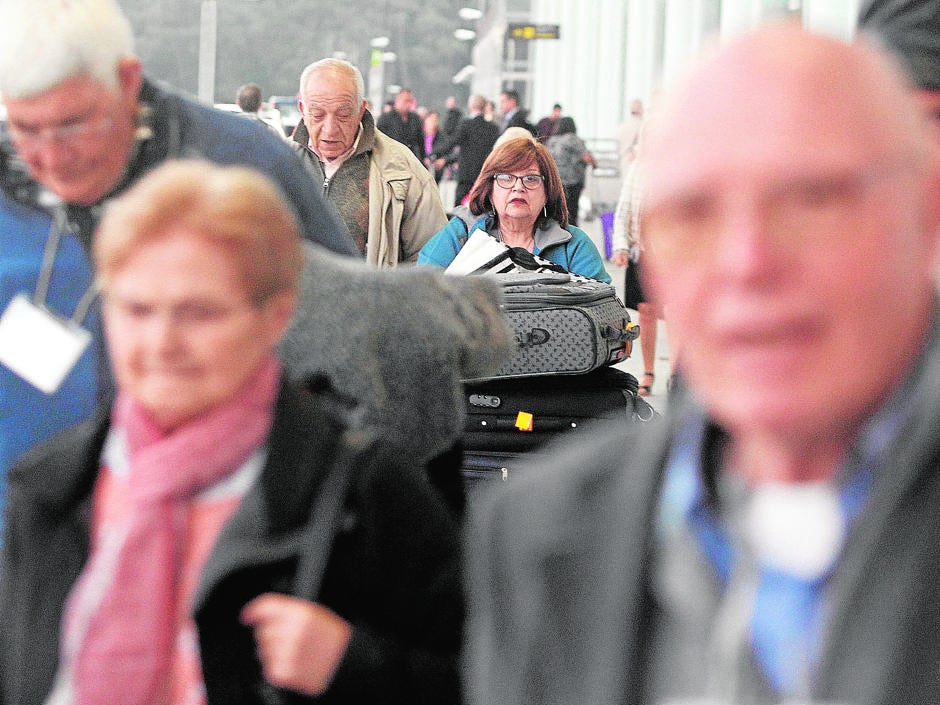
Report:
642,29,940,444
394,90,414,116
3,59,142,206
499,93,515,114
300,70,366,161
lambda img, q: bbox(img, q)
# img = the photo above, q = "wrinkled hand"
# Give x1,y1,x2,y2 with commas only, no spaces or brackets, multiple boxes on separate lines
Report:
611,251,630,267
240,593,353,697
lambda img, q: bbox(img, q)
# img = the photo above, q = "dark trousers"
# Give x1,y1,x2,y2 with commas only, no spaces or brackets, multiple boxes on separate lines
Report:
563,183,583,226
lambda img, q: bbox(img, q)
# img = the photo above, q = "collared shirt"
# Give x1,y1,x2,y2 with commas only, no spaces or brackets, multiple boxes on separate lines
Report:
648,319,932,703
309,123,363,180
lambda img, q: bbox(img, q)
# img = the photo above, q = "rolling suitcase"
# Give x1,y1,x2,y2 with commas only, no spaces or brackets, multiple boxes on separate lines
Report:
486,272,639,379
460,367,655,484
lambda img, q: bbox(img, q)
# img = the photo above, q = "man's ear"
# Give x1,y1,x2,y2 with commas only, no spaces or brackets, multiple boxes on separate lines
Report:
919,149,940,277
116,57,143,106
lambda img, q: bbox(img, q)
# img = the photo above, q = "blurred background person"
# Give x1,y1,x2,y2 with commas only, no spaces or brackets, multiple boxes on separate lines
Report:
610,128,666,397
443,95,463,137
0,160,463,705
420,136,610,282
376,87,424,161
546,116,596,226
235,82,281,136
498,89,534,134
431,94,499,207
422,110,446,183
483,100,497,123
617,97,645,175
536,103,562,141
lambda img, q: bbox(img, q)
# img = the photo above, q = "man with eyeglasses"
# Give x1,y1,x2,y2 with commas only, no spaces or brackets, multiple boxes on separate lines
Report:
465,24,940,705
0,0,358,515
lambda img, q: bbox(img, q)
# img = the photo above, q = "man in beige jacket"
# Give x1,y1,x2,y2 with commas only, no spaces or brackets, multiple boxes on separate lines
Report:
291,58,446,267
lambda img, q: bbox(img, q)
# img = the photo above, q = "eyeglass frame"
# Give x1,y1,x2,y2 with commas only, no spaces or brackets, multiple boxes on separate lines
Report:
493,173,545,190
641,159,917,262
6,114,114,152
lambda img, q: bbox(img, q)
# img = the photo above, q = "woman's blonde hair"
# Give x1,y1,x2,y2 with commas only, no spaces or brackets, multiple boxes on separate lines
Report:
94,160,304,304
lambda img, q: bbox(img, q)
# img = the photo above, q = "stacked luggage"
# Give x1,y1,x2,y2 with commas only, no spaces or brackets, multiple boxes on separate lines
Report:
460,271,656,490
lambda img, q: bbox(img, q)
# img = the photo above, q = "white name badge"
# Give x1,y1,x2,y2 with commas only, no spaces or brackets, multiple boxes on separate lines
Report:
0,294,92,394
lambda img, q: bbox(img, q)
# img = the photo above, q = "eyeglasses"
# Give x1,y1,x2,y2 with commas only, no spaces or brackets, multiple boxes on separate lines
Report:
643,162,914,262
8,115,113,151
493,173,545,190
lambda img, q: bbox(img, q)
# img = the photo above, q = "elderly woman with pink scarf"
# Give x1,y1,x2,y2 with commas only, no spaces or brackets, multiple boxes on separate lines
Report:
0,160,462,705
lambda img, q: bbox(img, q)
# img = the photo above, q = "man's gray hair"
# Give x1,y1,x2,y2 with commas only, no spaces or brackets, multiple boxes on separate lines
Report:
0,0,135,98
298,58,365,106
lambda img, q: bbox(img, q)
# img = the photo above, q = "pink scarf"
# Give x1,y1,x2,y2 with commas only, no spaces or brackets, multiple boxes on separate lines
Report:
61,355,280,705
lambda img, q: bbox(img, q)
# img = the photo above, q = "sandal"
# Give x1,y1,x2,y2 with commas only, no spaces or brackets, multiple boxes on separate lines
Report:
639,372,655,397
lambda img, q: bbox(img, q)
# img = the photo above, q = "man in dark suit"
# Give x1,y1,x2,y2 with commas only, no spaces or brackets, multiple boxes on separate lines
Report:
431,94,499,207
442,95,463,137
498,89,534,134
466,24,940,705
375,87,424,161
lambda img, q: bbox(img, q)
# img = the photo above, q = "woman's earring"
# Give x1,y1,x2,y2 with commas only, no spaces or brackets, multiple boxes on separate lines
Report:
543,205,548,218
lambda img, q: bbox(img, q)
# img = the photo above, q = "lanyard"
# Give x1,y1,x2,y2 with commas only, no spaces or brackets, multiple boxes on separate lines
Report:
34,207,98,326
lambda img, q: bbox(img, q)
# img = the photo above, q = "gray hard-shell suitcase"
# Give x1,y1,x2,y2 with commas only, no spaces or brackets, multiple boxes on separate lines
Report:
481,271,639,379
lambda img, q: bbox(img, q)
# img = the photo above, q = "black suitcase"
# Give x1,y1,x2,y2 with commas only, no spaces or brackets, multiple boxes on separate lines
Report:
461,367,655,459
461,450,527,498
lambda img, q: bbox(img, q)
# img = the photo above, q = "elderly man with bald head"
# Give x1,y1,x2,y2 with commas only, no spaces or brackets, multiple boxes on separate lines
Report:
291,58,446,266
465,23,940,705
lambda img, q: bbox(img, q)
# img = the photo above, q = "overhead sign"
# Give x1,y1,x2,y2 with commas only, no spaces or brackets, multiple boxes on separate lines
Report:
507,23,560,40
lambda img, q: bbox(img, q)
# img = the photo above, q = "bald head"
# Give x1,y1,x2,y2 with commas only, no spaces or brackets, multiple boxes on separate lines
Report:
645,23,929,207
640,23,940,453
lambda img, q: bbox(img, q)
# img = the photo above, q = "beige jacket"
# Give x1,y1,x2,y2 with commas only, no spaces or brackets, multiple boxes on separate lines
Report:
365,128,446,266
292,111,446,267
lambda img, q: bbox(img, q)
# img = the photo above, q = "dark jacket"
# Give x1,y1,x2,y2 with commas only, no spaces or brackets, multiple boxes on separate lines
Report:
467,314,940,705
431,115,499,188
443,108,463,137
375,110,425,162
503,108,535,135
0,381,463,705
